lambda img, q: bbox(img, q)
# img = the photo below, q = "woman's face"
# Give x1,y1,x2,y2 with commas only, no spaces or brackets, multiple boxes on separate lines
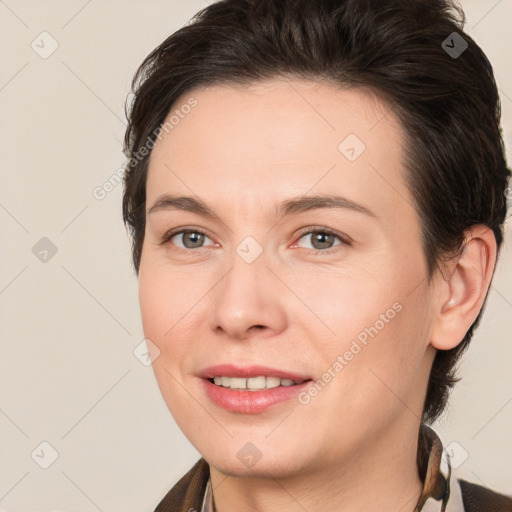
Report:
139,79,439,476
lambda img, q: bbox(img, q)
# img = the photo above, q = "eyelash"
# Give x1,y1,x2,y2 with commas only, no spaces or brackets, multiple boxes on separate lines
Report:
160,226,352,256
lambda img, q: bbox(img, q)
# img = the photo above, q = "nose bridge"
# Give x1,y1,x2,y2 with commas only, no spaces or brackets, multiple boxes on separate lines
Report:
219,220,269,295
209,239,286,338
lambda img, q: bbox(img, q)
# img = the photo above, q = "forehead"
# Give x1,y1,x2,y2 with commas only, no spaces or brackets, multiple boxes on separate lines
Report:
146,78,414,222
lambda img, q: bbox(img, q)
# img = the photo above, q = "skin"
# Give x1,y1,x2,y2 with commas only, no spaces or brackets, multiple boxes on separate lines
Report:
138,79,497,512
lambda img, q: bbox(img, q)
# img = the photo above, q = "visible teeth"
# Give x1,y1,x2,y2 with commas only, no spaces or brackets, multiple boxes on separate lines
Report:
229,377,246,390
247,376,266,389
265,377,281,388
211,375,300,390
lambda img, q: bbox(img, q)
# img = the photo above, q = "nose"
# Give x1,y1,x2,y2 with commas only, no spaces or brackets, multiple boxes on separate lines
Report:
209,250,288,341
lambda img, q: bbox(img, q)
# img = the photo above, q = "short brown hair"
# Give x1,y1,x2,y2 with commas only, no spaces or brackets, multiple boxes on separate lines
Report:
122,0,510,424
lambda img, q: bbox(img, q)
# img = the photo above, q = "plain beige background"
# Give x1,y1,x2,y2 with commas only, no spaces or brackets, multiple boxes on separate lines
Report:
0,1,511,510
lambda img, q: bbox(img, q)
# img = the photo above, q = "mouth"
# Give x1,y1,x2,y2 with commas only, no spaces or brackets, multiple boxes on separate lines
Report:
198,364,314,413
208,375,310,390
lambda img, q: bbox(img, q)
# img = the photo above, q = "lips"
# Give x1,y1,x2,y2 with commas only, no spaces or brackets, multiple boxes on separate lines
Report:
197,364,314,414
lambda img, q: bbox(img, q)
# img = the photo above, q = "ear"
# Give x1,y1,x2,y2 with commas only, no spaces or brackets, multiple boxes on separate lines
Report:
430,225,498,351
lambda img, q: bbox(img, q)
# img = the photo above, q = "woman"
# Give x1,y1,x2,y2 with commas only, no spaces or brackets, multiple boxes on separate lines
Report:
122,0,512,510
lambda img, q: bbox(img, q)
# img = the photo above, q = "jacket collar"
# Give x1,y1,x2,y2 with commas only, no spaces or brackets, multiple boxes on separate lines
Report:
155,424,451,512
414,424,451,511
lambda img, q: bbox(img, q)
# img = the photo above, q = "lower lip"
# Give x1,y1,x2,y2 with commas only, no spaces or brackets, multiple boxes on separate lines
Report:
201,378,313,414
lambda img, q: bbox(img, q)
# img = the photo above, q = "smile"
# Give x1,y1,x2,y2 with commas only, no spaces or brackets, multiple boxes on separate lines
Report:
210,375,305,390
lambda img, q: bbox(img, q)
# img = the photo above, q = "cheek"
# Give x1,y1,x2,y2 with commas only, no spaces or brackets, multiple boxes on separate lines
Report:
138,264,201,424
304,271,432,410
138,260,191,356
298,268,403,350
139,246,197,324
138,274,168,344
338,296,432,412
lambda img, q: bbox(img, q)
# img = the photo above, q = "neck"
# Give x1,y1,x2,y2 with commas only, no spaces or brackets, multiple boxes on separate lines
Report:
209,421,423,512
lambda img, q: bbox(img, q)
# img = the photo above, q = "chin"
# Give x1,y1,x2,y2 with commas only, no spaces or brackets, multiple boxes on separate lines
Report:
198,435,318,480
207,454,303,479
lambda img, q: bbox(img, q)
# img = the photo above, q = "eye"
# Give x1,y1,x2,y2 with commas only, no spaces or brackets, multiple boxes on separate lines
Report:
294,227,351,255
160,226,351,255
161,228,215,250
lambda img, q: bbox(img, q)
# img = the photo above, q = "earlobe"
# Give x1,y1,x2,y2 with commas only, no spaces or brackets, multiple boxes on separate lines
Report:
430,225,497,351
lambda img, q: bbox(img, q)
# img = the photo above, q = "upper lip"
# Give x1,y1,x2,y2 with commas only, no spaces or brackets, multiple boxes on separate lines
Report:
198,364,312,382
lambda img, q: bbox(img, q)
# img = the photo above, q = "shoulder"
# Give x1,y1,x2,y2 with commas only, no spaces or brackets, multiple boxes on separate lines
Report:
154,458,210,512
458,479,512,512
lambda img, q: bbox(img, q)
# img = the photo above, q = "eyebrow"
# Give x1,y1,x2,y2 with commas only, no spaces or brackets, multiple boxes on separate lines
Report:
147,193,377,219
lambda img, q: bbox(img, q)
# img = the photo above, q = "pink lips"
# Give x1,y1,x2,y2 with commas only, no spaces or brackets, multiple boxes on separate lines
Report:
198,364,313,414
